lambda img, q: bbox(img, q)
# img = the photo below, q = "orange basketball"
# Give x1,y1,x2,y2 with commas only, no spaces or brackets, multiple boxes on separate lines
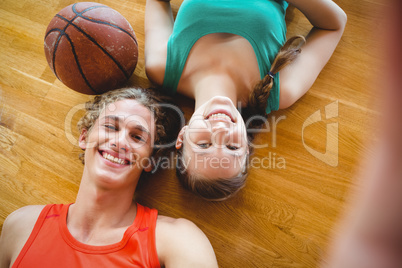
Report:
44,2,138,94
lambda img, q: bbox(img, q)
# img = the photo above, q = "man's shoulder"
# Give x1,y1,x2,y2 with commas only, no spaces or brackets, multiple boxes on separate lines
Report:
155,215,207,240
155,215,218,267
2,205,46,244
0,205,46,267
5,205,45,228
156,215,196,229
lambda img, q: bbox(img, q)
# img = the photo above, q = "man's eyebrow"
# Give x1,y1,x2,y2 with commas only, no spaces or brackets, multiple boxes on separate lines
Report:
103,115,151,136
133,124,151,137
103,115,121,122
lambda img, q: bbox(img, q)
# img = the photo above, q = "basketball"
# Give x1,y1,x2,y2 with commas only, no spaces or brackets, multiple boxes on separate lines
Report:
44,2,138,94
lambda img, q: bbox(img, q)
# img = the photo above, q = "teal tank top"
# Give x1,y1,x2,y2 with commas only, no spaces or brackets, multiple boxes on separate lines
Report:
163,0,288,114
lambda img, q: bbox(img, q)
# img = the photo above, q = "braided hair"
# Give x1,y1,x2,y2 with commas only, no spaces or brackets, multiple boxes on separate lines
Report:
248,35,306,117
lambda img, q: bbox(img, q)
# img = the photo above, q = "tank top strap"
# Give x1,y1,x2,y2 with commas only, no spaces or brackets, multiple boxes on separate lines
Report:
12,204,60,268
134,203,160,267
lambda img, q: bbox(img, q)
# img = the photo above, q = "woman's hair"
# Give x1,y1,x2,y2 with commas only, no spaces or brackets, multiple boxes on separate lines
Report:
248,35,306,120
176,145,248,201
175,36,305,200
77,87,181,164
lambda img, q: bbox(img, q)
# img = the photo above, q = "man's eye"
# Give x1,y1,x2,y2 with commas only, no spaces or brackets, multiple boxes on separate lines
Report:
105,125,117,130
226,145,239,150
198,143,211,149
132,134,145,142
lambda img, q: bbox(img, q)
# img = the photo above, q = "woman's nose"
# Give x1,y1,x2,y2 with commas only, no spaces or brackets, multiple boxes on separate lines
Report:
212,125,229,146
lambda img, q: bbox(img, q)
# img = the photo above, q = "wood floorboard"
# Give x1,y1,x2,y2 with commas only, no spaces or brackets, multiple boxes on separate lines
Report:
0,0,385,267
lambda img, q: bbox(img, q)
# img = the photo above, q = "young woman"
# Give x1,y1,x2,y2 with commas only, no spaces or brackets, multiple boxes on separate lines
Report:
145,0,347,200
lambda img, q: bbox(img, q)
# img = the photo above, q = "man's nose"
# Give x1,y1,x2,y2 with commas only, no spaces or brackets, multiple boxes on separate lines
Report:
111,130,130,152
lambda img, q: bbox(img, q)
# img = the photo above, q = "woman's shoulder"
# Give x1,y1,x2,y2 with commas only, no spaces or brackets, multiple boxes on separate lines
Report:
145,45,167,87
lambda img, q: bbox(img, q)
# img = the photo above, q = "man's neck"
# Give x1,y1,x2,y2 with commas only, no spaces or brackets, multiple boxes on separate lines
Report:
66,175,137,245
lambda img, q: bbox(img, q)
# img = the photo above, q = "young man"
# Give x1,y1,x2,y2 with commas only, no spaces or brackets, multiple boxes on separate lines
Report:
0,87,218,268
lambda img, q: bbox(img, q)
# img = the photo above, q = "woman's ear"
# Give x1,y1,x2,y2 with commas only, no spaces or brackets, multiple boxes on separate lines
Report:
79,129,88,150
144,162,153,173
175,126,187,149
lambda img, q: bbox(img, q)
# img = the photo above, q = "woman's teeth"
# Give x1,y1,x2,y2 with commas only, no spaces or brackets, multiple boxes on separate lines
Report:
208,113,232,122
102,152,127,165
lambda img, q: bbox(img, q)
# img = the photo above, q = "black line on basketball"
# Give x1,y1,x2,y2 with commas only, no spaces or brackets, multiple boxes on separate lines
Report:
55,13,132,79
45,28,63,81
45,18,97,93
73,4,138,45
63,33,97,93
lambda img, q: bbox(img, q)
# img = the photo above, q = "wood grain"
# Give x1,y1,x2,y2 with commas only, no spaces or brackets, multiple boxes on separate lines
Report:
0,0,384,267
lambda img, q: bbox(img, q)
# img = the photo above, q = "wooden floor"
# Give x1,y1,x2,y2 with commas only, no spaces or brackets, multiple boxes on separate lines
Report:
0,0,385,267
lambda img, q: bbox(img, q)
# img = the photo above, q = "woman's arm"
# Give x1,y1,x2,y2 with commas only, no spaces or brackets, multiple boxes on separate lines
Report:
144,0,174,85
279,0,347,109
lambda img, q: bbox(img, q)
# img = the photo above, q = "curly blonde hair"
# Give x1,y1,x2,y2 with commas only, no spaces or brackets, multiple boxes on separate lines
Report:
77,87,181,164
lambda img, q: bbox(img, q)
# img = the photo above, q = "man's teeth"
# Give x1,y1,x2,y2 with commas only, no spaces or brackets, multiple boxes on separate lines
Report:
208,113,232,121
102,152,127,165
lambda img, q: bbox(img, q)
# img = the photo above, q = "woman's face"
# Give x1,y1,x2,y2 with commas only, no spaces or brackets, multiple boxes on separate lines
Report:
176,96,249,179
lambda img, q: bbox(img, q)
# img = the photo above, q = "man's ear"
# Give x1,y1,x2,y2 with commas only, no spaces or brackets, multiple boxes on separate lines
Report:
141,156,153,173
79,129,88,150
175,126,187,149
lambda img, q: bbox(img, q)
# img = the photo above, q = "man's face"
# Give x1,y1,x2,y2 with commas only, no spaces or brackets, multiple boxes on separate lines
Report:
79,99,155,189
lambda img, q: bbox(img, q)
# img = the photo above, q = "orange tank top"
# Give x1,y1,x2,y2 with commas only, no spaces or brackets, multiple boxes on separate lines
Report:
12,203,161,268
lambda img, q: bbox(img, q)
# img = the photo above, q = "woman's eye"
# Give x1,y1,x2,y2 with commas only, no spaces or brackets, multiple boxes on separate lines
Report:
226,145,239,150
198,143,211,149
